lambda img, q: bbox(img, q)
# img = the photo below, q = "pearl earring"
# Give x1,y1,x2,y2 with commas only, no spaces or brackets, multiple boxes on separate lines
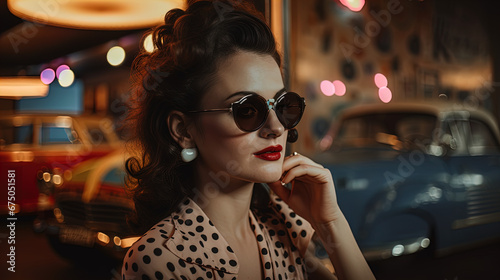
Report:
181,147,198,162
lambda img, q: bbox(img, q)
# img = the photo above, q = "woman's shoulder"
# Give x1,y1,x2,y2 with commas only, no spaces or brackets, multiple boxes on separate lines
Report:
122,198,241,279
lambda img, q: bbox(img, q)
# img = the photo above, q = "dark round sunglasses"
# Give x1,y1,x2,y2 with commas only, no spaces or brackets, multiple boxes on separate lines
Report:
188,91,306,132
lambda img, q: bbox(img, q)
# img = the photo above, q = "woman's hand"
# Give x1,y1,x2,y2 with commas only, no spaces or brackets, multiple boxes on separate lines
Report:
268,153,341,225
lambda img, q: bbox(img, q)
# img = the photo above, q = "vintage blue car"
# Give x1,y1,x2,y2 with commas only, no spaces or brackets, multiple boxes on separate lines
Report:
315,102,500,260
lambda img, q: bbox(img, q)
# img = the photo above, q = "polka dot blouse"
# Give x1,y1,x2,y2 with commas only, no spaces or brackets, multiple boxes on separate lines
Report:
122,193,314,279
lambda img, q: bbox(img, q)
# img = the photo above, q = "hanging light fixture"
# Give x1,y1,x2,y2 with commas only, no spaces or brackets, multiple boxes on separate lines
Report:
7,0,185,30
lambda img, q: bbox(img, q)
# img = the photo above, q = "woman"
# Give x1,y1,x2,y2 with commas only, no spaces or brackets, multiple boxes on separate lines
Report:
122,1,375,279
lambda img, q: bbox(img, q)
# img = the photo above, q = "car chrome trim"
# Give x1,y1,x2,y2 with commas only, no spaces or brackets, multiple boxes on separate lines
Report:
452,212,500,229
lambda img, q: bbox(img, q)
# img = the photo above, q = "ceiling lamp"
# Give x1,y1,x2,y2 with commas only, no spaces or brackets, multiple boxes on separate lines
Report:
7,0,185,30
339,0,365,12
0,77,49,99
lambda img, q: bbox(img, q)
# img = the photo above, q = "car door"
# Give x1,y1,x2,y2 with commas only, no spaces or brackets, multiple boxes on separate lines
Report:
442,113,500,249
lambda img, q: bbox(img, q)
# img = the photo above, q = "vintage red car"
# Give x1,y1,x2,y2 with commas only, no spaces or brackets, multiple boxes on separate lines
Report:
0,114,122,214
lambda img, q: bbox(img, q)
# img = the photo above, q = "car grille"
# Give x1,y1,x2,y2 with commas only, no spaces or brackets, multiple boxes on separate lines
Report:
56,194,133,233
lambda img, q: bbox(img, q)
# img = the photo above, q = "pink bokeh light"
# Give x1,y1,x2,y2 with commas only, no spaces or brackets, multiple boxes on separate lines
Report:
374,73,388,88
339,0,365,12
378,87,392,103
40,68,55,85
56,65,70,79
333,80,346,96
320,80,335,96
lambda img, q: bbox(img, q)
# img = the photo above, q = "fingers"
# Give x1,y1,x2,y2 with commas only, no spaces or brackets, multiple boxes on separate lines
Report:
282,152,323,172
281,164,330,184
268,181,291,202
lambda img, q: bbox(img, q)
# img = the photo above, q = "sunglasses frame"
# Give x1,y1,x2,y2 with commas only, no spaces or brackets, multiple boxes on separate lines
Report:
188,91,306,132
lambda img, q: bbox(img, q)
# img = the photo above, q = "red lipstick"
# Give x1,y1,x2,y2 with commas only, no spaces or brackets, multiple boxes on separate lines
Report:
253,145,283,161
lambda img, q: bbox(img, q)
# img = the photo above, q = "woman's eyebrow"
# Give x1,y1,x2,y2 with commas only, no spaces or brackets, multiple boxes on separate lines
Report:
224,88,287,101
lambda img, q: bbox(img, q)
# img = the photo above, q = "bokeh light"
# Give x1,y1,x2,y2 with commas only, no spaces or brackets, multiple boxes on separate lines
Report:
333,80,346,96
56,65,70,79
320,80,335,96
107,46,126,66
374,73,388,88
58,69,75,87
40,68,55,85
378,87,392,103
339,0,365,12
143,33,155,53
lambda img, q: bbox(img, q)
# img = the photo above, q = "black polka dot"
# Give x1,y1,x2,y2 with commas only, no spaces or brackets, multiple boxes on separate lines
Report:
185,219,193,226
265,262,271,269
278,274,283,280
196,226,204,232
261,216,268,223
186,208,193,214
166,262,175,272
154,248,162,256
143,255,151,264
190,267,197,274
128,250,133,257
173,215,179,220
204,252,209,259
212,247,219,253
229,260,237,267
196,215,204,222
201,234,208,241
282,260,286,267
286,222,292,228
189,231,195,236
271,219,279,225
265,278,272,280
206,271,213,278
275,241,282,248
296,219,303,226
290,212,296,218
199,240,204,247
155,271,163,280
142,274,150,280
195,258,202,264
125,262,128,271
186,257,193,263
300,230,307,237
146,238,155,243
227,246,234,253
190,245,197,252
261,248,268,255
275,249,280,257
182,236,189,241
220,258,226,264
159,229,167,234
288,265,296,273
292,232,297,238
257,235,264,242
212,233,219,240
160,234,168,239
197,278,203,280
176,245,184,251
275,261,279,267
295,257,302,264
178,219,184,225
178,259,186,267
278,230,286,236
218,271,224,277
132,263,138,272
183,199,190,205
269,230,276,236
284,251,289,258
209,220,214,226
138,245,145,251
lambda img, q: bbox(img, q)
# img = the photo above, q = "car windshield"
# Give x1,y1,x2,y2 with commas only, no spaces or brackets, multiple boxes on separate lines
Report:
335,112,437,150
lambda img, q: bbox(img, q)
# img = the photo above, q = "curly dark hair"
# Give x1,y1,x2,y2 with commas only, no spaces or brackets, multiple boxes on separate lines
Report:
125,0,281,233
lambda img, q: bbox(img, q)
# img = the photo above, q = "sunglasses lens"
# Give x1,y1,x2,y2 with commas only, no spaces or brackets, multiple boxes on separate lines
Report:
275,92,304,129
233,96,268,132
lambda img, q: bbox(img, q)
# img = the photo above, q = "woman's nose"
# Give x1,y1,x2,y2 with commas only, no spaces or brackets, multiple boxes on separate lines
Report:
258,109,284,138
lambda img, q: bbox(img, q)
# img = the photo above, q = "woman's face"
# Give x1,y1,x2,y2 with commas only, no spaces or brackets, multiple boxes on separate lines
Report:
191,51,288,186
